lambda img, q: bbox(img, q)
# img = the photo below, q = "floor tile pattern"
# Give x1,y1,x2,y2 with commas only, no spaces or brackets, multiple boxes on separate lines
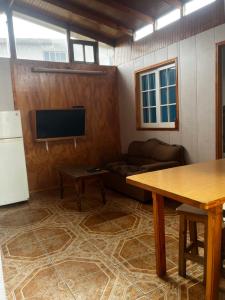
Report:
0,185,225,299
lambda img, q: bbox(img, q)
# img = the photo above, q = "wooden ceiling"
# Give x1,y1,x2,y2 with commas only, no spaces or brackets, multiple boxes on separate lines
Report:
2,0,190,46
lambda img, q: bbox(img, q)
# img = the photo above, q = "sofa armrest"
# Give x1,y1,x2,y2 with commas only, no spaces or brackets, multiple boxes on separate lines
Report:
141,161,180,172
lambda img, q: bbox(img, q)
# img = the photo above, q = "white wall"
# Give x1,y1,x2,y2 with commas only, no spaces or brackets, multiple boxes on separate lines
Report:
118,23,225,163
0,58,14,111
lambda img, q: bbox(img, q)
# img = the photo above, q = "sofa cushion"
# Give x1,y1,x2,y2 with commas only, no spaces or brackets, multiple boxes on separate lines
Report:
126,156,156,166
151,142,181,162
106,162,146,176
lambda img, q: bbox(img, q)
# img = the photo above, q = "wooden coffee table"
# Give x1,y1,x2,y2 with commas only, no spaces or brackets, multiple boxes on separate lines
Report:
57,166,108,211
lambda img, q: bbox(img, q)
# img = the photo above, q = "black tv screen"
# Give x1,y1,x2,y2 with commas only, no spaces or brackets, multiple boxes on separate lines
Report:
34,108,85,140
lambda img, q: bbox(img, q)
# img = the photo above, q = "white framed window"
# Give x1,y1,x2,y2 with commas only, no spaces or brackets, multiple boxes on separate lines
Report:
135,59,178,130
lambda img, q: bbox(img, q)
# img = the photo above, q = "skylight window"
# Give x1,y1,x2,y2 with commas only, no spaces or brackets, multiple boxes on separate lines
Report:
156,9,181,30
13,12,68,62
183,0,216,16
134,24,154,41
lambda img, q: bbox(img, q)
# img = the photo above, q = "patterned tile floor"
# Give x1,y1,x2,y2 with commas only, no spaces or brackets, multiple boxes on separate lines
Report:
0,185,225,300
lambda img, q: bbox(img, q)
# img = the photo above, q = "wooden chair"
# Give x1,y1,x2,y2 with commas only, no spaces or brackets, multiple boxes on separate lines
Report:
176,204,208,282
177,204,225,282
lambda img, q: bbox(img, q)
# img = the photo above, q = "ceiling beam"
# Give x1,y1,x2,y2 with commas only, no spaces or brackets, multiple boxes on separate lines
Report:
96,0,154,24
12,2,116,46
43,0,133,36
163,0,182,8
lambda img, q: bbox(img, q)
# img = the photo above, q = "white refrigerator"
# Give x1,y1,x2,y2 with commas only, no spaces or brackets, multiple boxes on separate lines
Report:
0,111,29,206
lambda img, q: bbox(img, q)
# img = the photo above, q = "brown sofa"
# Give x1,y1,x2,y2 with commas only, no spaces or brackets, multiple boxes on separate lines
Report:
104,138,185,202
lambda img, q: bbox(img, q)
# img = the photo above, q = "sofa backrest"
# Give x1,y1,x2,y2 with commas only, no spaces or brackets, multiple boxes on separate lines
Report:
127,138,185,165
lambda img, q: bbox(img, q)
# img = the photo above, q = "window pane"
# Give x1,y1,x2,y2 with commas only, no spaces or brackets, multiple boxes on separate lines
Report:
50,52,55,61
161,106,168,122
160,88,167,104
160,69,167,87
150,91,156,106
150,108,157,123
169,105,176,122
0,14,10,58
142,92,149,107
73,44,84,61
143,108,150,123
168,67,176,85
85,45,94,63
70,31,95,41
141,75,148,90
169,86,176,104
43,52,49,61
149,73,155,90
13,13,68,62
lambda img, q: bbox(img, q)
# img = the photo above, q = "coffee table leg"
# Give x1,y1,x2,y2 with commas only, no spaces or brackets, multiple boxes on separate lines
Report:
98,176,106,205
205,205,222,300
152,192,166,277
74,179,82,212
59,172,64,199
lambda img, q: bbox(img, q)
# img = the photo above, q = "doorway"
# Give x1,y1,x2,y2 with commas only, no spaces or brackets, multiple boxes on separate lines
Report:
216,41,225,159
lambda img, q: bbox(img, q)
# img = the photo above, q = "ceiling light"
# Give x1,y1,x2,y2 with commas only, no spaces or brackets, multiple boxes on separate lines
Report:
156,9,181,30
183,0,216,16
134,24,154,41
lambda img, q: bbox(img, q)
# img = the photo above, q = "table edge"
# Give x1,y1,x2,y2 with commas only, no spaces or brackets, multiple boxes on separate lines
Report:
126,177,225,210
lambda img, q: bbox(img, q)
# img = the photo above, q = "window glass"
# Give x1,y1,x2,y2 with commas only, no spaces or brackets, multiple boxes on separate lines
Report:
160,70,167,87
85,45,94,63
143,108,150,123
161,106,168,122
168,67,176,85
169,86,176,104
160,88,167,105
183,0,216,16
150,108,157,123
142,92,149,107
98,42,114,66
141,75,148,91
43,51,66,62
169,105,176,122
150,91,156,106
156,9,181,30
13,12,68,62
0,13,10,58
73,44,84,61
149,74,155,90
70,31,95,42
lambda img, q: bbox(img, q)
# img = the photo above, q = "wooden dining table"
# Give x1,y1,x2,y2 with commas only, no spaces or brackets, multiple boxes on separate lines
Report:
126,159,225,300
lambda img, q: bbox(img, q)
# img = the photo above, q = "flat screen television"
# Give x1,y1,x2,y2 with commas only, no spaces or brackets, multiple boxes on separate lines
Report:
31,108,85,141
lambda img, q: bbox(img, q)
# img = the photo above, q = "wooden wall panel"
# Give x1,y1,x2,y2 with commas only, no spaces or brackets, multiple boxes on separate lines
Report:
115,0,225,65
12,60,120,192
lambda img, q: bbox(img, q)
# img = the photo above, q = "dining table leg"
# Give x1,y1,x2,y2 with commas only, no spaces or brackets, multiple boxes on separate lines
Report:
205,205,222,300
152,192,166,277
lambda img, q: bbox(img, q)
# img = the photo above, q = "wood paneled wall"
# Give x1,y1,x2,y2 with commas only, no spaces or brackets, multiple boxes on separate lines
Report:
115,0,225,65
12,60,120,192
